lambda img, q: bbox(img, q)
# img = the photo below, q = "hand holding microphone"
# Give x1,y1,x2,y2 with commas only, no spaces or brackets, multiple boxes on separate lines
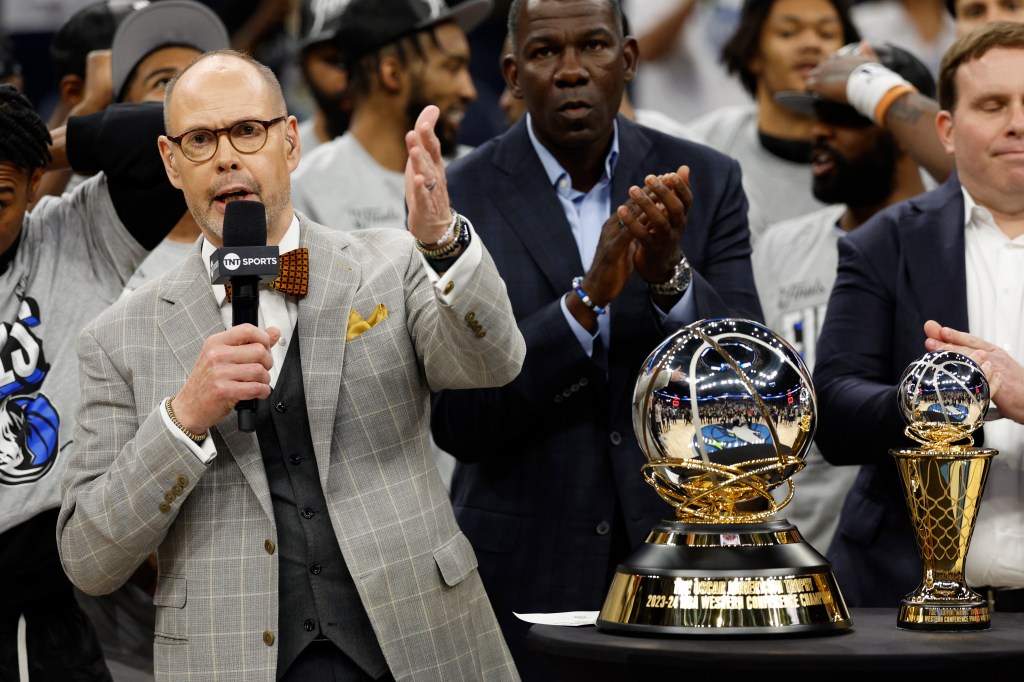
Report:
172,201,281,436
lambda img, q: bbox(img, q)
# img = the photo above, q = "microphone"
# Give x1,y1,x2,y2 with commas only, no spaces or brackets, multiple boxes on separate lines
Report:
210,200,280,432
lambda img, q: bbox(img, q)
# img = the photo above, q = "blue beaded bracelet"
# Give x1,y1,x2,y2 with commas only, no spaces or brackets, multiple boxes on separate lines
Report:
572,276,607,315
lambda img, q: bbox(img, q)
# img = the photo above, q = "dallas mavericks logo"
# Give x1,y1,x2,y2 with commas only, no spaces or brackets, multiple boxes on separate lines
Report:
0,297,59,485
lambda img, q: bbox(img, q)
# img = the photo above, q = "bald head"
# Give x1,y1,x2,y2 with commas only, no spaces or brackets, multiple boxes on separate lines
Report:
163,50,286,135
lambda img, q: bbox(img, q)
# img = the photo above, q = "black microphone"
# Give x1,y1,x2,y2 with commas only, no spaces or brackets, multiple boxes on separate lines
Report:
210,200,279,432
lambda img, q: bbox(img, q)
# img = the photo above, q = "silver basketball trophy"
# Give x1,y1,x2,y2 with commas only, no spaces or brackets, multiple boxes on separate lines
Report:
597,318,851,634
892,350,997,631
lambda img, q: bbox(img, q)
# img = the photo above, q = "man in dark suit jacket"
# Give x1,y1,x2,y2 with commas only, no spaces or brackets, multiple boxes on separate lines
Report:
814,22,1024,610
431,0,762,676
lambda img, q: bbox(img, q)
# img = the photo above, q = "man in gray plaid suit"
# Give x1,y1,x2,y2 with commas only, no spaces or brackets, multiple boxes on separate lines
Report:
57,49,524,681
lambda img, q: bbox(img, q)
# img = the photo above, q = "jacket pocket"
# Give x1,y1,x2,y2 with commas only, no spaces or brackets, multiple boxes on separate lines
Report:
433,532,479,587
153,574,187,643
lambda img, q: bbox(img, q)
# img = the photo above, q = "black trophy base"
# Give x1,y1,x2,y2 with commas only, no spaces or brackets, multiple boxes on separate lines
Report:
597,519,851,636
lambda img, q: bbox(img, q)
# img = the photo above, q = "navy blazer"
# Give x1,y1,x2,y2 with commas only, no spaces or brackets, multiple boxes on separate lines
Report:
432,115,762,676
814,173,977,607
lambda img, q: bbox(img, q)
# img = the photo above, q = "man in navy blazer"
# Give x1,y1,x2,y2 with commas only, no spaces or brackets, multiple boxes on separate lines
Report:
431,0,762,676
814,22,1024,610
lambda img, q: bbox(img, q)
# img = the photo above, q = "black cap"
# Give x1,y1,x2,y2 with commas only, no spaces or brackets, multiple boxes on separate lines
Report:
335,0,492,64
300,0,352,50
775,43,937,122
50,0,149,81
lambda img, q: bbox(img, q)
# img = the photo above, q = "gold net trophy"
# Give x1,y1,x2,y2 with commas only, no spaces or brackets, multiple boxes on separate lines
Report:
892,350,997,631
598,318,851,635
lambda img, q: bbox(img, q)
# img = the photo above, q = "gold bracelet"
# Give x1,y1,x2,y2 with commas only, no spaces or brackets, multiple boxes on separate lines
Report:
166,396,207,443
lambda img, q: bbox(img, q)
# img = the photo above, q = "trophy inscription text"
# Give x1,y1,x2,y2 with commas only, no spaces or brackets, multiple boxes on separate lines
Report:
642,576,829,611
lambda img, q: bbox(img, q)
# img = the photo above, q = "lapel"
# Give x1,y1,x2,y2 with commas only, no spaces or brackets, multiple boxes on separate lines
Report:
902,174,970,332
158,243,273,519
489,118,585,292
293,217,360,487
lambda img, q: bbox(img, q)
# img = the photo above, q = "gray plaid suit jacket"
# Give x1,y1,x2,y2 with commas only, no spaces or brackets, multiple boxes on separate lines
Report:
57,216,524,681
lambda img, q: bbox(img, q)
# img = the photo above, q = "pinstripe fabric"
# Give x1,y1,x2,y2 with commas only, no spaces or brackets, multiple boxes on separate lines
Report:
57,217,524,681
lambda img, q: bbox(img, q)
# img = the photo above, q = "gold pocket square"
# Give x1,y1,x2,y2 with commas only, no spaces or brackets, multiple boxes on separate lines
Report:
347,303,388,341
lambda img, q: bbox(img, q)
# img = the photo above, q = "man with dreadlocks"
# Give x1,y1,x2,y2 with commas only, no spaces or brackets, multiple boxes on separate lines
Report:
0,84,184,679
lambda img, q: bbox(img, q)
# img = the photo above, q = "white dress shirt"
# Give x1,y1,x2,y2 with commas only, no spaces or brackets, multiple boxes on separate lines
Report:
962,187,1024,589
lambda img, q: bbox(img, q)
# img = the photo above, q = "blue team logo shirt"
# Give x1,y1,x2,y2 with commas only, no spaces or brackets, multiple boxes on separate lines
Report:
0,297,60,485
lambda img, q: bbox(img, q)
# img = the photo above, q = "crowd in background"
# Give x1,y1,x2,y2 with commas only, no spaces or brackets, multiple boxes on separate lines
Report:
4,0,1024,681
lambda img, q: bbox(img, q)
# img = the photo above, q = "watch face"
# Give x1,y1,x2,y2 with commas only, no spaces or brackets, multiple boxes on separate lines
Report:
651,257,691,295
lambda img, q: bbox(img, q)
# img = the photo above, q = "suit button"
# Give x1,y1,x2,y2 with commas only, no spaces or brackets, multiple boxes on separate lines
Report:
159,503,170,513
164,492,175,504
609,431,622,445
475,330,486,338
301,507,315,519
596,521,611,535
263,630,275,646
303,619,316,632
265,539,275,555
178,475,188,487
554,394,563,404
309,562,322,575
288,454,302,465
275,402,287,413
171,484,183,495
579,377,589,386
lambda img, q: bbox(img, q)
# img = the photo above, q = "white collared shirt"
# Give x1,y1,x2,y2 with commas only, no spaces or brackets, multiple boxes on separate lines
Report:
962,187,1024,588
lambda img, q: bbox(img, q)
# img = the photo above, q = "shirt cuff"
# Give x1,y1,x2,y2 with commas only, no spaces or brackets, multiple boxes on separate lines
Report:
655,281,697,325
560,294,599,357
420,218,483,305
159,397,217,464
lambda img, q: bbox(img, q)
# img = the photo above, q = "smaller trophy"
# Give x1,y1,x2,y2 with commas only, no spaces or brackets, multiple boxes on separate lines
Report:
892,350,997,631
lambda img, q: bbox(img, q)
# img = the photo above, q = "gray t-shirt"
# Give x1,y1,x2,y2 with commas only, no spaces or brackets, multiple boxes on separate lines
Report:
121,237,195,298
291,131,407,230
297,115,323,158
0,173,146,533
753,204,859,553
688,104,827,244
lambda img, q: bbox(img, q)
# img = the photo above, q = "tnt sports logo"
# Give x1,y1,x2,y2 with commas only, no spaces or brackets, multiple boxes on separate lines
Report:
222,253,241,271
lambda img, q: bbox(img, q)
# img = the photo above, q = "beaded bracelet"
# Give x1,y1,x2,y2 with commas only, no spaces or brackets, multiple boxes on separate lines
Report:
166,396,207,443
419,208,458,248
572,276,607,315
415,213,463,259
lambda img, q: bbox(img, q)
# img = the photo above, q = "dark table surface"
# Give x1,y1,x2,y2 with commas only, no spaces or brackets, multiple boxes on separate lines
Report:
527,608,1024,677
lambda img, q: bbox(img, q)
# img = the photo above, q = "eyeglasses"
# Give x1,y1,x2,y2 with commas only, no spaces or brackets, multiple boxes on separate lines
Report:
166,116,287,163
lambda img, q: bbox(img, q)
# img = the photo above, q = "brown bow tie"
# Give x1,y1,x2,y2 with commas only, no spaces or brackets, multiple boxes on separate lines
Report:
225,248,309,302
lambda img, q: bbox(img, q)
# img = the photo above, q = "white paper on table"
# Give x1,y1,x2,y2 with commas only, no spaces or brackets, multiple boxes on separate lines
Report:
513,611,599,626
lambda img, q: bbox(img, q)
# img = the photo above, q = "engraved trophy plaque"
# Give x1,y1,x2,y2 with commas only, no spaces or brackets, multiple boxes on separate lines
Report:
892,350,997,631
597,318,851,635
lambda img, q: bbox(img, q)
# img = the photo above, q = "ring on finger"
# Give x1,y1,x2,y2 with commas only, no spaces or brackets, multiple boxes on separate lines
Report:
425,178,437,191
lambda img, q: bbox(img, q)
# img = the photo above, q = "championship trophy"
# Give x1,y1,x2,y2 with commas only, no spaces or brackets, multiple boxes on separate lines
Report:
892,350,997,631
597,318,850,635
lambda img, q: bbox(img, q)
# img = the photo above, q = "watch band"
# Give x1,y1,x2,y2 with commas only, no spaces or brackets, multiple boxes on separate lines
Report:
648,255,692,297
